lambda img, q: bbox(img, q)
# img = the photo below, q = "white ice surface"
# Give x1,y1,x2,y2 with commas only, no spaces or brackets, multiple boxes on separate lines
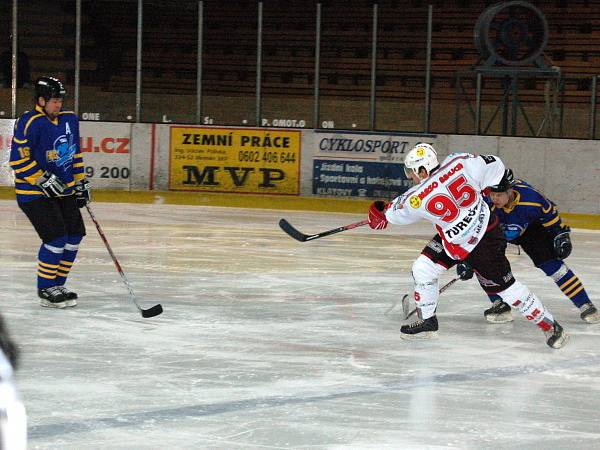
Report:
1,199,600,450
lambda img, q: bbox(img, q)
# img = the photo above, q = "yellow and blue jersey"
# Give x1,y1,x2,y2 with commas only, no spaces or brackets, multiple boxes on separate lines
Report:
9,105,84,203
490,180,566,241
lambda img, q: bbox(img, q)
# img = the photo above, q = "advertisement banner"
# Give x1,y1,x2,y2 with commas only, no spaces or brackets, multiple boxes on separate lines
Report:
0,119,15,186
313,159,412,199
79,122,133,189
0,119,133,189
311,131,437,199
169,127,301,194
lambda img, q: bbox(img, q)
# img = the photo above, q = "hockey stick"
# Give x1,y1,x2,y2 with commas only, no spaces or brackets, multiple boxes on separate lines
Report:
385,277,460,319
279,218,370,242
85,204,163,318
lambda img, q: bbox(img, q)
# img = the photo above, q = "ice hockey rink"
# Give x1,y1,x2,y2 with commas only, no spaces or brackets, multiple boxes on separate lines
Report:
1,198,599,450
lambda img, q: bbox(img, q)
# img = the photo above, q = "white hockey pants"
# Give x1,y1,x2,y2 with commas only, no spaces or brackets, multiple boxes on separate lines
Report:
411,254,447,319
497,281,554,331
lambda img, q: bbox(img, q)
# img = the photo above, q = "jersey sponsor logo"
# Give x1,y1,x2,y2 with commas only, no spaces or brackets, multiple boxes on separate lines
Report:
475,272,500,287
416,162,465,202
474,210,487,235
521,293,538,317
503,224,524,241
393,195,406,210
409,195,421,208
467,236,479,245
426,239,444,253
46,150,58,162
526,308,541,321
417,181,438,200
444,204,479,239
438,162,464,184
475,214,485,234
480,155,497,164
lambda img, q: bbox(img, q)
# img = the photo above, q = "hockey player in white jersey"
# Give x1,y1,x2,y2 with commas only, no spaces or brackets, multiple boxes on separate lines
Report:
0,314,27,449
367,143,567,348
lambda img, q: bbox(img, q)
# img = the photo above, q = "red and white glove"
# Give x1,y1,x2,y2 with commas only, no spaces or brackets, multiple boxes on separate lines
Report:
368,200,389,230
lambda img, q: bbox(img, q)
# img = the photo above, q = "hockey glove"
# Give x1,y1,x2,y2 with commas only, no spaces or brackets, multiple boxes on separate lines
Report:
553,230,572,259
74,179,92,208
368,201,389,230
36,171,67,197
456,261,474,280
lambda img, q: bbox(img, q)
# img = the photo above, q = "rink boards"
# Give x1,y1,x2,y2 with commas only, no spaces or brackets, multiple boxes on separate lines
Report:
1,119,600,217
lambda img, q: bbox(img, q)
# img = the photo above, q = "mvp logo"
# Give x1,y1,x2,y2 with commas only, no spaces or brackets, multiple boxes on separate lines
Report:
182,165,285,187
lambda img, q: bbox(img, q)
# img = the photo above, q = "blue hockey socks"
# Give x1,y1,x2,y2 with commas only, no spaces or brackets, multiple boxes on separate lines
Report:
539,260,590,308
55,235,83,287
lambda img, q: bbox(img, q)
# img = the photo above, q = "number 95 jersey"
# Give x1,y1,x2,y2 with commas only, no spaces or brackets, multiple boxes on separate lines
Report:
386,153,505,260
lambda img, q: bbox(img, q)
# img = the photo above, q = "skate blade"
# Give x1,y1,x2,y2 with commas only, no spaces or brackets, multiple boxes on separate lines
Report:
400,331,438,341
548,332,568,349
40,300,67,309
485,313,514,324
582,313,600,324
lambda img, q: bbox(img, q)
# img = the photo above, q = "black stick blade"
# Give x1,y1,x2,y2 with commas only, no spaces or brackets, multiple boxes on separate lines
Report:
141,304,163,318
278,219,309,242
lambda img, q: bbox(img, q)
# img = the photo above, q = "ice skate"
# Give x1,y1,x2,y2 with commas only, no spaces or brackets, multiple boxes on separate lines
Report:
38,287,68,309
545,321,568,349
579,302,600,323
484,299,513,323
400,315,438,340
56,286,78,307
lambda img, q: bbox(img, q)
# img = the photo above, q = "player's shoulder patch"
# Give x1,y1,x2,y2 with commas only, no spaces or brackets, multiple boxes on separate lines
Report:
479,154,497,164
408,195,421,209
393,194,408,210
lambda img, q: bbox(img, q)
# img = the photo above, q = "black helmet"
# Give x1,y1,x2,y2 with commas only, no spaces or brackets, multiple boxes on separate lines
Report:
34,76,66,102
490,168,516,192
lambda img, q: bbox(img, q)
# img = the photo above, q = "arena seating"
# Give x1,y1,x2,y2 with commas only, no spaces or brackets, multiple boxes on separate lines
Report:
3,0,600,109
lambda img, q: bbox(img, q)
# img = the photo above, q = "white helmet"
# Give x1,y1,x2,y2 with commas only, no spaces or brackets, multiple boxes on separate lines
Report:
404,143,439,179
